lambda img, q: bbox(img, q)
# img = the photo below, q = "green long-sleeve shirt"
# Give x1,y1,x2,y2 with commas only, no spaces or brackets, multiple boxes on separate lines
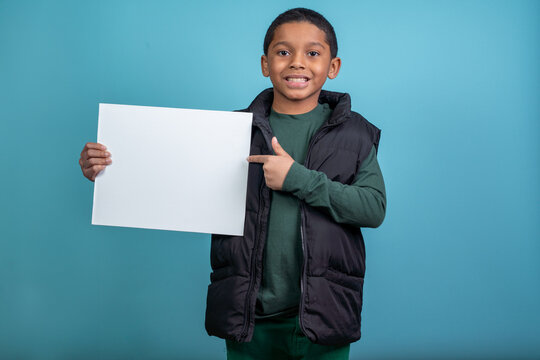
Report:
255,103,386,318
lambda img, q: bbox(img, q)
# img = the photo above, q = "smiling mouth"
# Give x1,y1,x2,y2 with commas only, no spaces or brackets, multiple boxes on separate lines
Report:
285,77,309,83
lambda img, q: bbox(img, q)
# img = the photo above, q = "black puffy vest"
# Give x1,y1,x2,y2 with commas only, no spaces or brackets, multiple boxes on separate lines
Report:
205,88,381,346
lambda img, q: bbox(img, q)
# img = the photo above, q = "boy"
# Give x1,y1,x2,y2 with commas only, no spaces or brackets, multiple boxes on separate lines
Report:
79,8,385,360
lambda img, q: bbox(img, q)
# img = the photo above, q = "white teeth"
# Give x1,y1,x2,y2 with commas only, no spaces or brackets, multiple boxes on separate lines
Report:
287,78,308,82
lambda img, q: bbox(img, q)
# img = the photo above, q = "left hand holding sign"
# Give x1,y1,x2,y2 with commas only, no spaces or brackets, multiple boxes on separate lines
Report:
247,137,294,191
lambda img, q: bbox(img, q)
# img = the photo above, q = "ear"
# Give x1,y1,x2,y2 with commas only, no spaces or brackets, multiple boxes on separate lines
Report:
327,57,342,80
261,55,270,77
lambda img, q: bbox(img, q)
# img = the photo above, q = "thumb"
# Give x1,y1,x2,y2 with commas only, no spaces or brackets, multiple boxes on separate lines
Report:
272,137,288,156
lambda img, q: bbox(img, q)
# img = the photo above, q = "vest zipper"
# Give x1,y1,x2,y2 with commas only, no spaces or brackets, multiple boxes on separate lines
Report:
239,181,266,341
299,203,308,336
298,122,340,338
239,126,273,342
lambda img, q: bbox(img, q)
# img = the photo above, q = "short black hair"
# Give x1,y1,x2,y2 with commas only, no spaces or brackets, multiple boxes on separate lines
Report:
263,8,338,58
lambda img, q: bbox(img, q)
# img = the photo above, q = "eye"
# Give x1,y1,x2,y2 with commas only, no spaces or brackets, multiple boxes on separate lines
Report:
277,50,290,56
307,51,320,57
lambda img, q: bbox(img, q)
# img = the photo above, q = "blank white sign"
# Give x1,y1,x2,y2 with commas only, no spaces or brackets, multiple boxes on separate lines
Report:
92,103,253,236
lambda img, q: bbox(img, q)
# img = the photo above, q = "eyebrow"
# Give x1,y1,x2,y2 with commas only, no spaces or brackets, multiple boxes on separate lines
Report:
271,41,326,49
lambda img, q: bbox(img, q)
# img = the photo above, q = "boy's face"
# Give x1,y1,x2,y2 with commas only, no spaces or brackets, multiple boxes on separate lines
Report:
261,21,341,113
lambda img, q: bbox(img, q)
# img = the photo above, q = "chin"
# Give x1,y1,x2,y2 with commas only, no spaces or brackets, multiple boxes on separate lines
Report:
280,89,315,101
285,90,318,102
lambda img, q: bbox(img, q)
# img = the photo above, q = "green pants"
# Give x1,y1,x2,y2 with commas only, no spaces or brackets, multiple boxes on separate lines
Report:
226,315,350,360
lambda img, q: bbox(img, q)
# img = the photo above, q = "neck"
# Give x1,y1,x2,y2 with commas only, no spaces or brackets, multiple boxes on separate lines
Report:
271,90,321,115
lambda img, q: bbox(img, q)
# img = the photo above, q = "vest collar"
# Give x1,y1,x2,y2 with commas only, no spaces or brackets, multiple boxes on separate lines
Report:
247,88,352,128
245,88,352,152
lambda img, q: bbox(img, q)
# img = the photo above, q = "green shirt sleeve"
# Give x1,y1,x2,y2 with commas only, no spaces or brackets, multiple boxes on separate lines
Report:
282,145,386,228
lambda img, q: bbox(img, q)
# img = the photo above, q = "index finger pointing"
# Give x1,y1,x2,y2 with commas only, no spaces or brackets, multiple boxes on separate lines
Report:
247,155,271,163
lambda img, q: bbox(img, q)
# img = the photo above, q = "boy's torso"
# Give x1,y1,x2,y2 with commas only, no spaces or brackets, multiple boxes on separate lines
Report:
255,103,333,319
205,88,381,346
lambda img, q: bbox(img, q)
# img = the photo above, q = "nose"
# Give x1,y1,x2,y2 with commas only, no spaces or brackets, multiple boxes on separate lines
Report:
289,52,305,69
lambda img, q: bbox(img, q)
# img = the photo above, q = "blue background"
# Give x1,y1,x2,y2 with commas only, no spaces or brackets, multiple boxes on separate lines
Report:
1,0,539,359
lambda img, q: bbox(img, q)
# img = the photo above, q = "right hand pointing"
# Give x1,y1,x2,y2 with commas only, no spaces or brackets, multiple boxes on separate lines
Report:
79,142,112,182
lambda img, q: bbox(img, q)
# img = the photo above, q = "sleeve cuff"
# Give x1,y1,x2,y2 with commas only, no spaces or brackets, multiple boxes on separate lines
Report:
282,161,313,197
